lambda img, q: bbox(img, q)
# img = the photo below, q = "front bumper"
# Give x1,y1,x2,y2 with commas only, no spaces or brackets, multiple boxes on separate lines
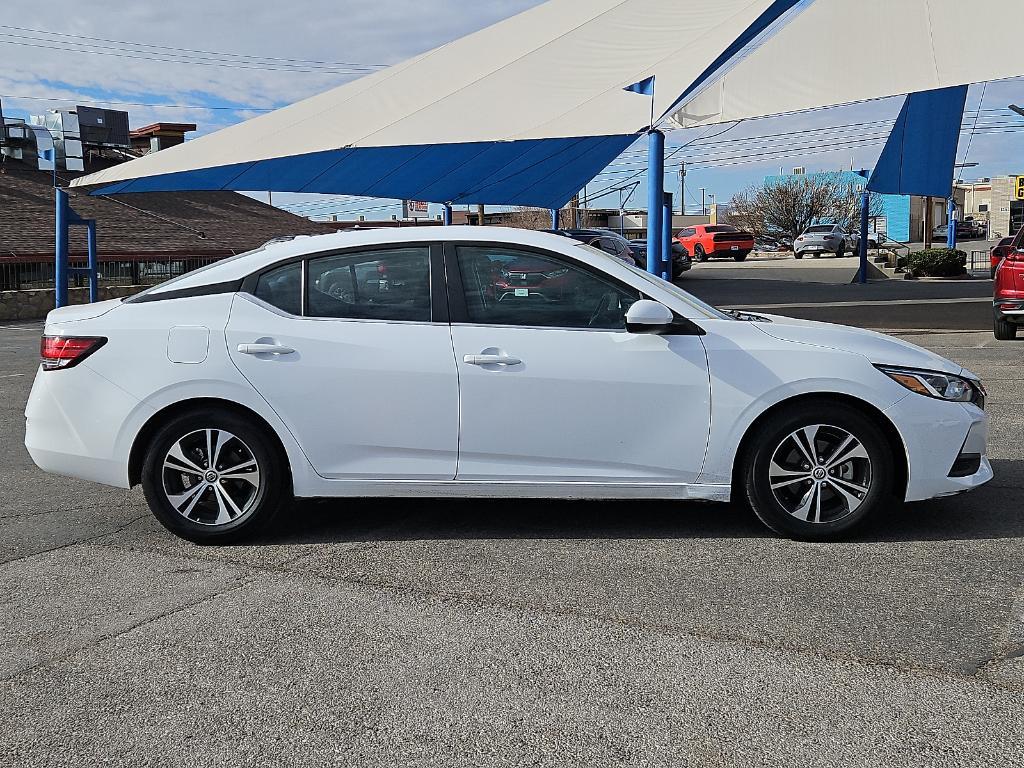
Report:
884,395,992,502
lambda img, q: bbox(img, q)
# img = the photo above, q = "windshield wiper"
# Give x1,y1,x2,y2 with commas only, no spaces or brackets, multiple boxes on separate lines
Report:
726,309,773,323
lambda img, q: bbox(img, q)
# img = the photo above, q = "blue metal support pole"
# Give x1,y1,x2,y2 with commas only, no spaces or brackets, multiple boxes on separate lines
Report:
946,197,957,250
442,204,453,226
86,220,99,304
551,209,560,229
54,188,69,308
661,192,673,281
646,129,665,274
858,190,870,284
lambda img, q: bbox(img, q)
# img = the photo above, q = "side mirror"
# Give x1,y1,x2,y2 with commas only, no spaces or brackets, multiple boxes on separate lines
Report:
625,300,674,334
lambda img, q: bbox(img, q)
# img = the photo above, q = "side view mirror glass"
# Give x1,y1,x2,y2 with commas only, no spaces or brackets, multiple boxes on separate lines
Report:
625,300,674,334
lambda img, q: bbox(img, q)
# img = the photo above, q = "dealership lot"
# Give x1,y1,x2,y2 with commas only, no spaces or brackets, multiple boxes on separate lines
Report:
1,292,1023,766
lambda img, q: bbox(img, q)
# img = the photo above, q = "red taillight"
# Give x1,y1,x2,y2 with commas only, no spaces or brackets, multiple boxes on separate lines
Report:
40,336,107,370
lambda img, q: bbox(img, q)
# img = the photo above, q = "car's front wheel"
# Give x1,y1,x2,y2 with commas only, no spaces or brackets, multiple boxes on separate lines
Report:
742,403,895,540
141,409,290,544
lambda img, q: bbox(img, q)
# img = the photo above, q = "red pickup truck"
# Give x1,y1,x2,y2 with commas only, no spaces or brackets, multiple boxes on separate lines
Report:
677,225,755,262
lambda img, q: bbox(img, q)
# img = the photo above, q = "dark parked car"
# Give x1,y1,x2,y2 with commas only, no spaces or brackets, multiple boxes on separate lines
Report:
548,229,692,279
932,221,984,241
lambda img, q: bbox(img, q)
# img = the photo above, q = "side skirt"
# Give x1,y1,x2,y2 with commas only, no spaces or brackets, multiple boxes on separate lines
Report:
294,480,732,503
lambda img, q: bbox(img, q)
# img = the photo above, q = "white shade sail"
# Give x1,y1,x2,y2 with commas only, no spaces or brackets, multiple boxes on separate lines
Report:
71,0,800,207
669,0,1024,128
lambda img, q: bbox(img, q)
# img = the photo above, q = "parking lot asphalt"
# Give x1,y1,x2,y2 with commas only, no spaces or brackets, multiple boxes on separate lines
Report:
681,257,994,332
2,296,1024,765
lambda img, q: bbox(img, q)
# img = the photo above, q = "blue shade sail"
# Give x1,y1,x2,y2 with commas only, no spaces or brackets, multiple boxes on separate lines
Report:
90,134,638,210
867,85,969,199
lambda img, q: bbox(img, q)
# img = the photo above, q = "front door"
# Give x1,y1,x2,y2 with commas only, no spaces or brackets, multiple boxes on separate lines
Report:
446,243,711,483
227,245,459,480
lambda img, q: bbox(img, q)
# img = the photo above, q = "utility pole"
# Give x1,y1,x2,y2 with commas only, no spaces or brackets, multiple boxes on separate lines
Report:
700,187,706,217
679,163,686,215
924,196,934,249
477,203,485,226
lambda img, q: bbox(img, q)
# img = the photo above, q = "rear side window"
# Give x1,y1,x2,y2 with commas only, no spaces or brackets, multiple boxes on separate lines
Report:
254,262,301,316
307,247,431,322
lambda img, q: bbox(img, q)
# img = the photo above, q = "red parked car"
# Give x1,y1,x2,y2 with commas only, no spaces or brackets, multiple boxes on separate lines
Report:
990,236,1016,279
677,225,755,262
993,228,1024,339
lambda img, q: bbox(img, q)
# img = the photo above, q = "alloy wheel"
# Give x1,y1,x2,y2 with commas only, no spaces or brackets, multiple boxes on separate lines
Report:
162,429,262,527
767,424,872,524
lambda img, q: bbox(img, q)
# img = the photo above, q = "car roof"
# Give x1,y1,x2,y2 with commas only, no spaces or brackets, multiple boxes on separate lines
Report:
139,226,606,297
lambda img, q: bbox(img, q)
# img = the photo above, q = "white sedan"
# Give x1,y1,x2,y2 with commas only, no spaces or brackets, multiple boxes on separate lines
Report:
25,228,991,543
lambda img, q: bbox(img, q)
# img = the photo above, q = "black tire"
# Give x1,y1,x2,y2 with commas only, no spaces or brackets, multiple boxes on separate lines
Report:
694,245,708,262
141,408,290,544
741,402,895,541
994,314,1018,341
795,252,804,260
733,253,748,262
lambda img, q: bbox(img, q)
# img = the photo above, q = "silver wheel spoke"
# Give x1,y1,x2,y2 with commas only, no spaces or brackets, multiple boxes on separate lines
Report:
167,483,207,517
794,426,821,466
829,480,865,514
827,436,869,468
210,430,236,470
218,459,257,476
165,441,204,474
221,468,261,488
212,484,238,525
771,474,811,491
793,484,819,522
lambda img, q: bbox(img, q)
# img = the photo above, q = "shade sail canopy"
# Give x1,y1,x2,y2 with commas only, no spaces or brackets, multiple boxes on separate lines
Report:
669,0,1024,128
868,86,969,199
71,0,801,207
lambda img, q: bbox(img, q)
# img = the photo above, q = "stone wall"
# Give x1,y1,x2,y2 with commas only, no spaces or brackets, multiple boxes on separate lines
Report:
0,285,148,321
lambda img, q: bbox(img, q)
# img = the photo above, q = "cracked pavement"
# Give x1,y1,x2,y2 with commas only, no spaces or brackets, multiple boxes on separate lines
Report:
1,320,1023,767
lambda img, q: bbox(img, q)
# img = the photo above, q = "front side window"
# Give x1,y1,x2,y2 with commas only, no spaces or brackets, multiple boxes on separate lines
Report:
307,247,431,322
456,246,640,330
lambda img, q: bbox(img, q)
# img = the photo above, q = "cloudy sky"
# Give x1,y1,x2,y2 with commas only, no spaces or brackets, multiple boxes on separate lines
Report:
3,0,1022,219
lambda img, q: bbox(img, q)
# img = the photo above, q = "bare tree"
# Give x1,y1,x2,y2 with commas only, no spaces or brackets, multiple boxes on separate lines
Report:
727,174,884,243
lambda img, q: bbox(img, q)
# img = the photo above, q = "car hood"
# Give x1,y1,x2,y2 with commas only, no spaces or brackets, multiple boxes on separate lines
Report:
751,314,963,375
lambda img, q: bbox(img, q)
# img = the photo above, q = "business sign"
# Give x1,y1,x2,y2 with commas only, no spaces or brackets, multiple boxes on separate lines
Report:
1015,176,1024,200
403,200,430,218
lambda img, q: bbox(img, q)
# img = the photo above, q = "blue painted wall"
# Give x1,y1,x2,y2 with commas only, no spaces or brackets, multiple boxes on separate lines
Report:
764,170,911,242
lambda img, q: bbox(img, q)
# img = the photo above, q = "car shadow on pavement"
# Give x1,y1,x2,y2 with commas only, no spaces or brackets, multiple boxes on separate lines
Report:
258,459,1024,546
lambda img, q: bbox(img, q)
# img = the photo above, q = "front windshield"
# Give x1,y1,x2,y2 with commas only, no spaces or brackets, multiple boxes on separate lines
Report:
575,244,732,321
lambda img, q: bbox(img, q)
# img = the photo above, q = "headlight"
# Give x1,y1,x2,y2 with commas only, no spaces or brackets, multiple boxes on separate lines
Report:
876,365,984,406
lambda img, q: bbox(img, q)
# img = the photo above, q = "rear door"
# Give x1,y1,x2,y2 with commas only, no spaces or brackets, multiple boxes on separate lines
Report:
227,244,460,480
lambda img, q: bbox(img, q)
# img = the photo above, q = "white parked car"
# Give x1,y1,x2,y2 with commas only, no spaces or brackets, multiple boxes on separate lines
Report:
25,228,991,543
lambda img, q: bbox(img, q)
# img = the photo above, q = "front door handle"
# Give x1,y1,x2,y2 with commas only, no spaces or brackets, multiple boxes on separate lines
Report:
464,354,522,366
238,343,295,356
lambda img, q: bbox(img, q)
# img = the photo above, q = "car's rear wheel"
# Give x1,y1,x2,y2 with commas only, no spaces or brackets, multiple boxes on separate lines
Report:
733,253,748,262
994,313,1018,340
694,245,708,262
742,403,895,540
141,409,290,544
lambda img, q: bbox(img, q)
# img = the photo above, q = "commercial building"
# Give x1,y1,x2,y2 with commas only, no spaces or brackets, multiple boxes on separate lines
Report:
955,176,1024,239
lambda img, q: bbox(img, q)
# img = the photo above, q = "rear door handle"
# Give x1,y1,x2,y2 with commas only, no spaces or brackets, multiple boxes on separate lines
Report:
464,354,522,366
238,343,295,356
